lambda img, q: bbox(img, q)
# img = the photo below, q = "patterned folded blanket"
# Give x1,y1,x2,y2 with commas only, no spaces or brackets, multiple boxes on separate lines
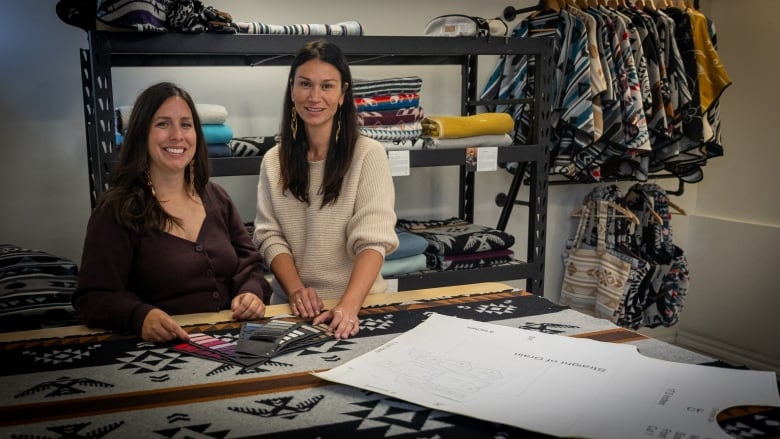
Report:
96,0,234,33
396,217,516,256
423,133,514,149
359,122,422,142
96,0,168,32
422,113,515,139
355,94,420,112
427,248,515,271
352,76,423,97
379,139,425,151
232,21,363,35
358,107,425,127
228,136,278,157
116,104,228,133
0,244,80,332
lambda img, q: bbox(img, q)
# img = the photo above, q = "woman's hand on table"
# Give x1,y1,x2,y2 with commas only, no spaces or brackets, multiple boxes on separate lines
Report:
142,308,190,342
289,286,324,319
313,306,360,340
231,291,266,321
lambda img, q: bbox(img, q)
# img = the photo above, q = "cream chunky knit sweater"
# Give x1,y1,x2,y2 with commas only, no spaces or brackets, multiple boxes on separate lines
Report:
253,136,399,301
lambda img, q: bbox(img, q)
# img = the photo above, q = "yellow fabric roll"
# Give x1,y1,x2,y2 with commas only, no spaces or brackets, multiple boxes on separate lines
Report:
421,113,514,139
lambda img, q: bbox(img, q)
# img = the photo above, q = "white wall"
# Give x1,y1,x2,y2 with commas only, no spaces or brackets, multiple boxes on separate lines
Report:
673,0,780,372
0,1,775,372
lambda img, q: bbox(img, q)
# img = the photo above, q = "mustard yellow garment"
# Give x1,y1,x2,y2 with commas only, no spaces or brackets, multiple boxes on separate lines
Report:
421,113,514,139
688,9,731,113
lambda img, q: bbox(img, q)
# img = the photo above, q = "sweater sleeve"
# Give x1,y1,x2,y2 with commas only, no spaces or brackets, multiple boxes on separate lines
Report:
346,137,399,259
72,204,155,334
253,146,294,265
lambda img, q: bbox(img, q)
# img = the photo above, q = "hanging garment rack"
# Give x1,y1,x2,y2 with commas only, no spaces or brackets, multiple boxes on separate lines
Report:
502,3,543,21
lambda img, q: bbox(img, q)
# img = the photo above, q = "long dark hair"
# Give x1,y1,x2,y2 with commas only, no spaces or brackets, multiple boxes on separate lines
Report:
278,39,358,207
97,81,210,234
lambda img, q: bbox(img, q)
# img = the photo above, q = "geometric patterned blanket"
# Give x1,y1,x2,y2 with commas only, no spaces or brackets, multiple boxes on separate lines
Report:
0,289,762,438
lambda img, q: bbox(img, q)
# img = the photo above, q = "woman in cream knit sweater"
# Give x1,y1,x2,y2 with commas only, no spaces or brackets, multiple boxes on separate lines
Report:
253,39,398,340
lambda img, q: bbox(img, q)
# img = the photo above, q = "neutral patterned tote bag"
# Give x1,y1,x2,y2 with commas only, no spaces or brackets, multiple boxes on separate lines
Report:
560,201,632,318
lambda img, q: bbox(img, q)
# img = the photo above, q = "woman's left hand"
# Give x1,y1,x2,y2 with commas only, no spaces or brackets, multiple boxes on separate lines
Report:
231,292,266,321
313,306,359,340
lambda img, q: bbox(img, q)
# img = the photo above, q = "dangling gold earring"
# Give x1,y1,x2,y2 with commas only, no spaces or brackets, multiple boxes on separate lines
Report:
146,170,156,197
189,160,196,197
335,105,342,142
290,106,298,141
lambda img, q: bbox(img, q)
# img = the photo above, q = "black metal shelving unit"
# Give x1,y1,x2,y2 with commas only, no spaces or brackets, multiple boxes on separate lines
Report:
79,31,554,294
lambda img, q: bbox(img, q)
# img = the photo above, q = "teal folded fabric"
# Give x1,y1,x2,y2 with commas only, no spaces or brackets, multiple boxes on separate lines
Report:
381,254,427,277
202,124,234,144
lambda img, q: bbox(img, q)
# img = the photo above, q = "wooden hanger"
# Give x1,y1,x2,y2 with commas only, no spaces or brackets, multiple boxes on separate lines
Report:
666,198,687,216
644,0,657,10
576,0,589,9
635,0,645,8
655,0,670,8
571,200,640,224
624,190,664,224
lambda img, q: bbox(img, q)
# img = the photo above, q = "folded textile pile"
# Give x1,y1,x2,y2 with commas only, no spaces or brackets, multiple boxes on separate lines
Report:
94,0,234,33
0,244,80,332
421,113,515,149
396,217,516,271
231,20,363,35
353,76,425,150
381,228,429,277
115,103,235,158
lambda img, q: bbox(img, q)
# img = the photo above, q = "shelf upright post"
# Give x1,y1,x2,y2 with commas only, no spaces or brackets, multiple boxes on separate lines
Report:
459,53,479,223
80,31,117,208
525,37,555,294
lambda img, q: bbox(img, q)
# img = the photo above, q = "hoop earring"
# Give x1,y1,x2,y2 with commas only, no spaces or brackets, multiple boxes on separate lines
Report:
290,106,298,141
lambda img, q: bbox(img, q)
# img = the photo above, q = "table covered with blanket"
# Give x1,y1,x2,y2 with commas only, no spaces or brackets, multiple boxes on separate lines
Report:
0,282,775,438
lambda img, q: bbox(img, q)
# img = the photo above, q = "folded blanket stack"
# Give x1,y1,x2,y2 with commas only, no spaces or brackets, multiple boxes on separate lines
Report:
0,244,80,332
115,104,234,158
231,21,363,35
381,227,429,277
353,76,425,150
396,217,516,271
421,113,515,149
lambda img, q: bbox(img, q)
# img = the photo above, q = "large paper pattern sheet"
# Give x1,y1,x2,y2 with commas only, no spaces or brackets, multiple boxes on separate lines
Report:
315,313,780,439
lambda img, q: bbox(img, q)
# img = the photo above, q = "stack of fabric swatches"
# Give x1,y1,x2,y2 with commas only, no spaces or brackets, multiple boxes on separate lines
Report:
173,319,333,368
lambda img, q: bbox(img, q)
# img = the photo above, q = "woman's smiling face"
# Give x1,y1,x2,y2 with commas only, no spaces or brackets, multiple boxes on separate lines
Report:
291,58,346,131
147,96,197,174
